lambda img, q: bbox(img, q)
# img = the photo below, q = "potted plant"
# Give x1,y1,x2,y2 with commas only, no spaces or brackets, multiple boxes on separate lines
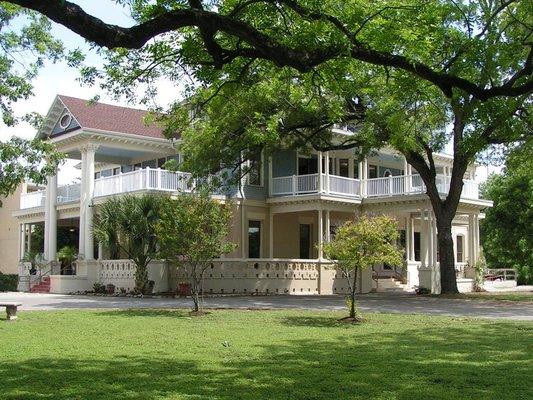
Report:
57,246,78,275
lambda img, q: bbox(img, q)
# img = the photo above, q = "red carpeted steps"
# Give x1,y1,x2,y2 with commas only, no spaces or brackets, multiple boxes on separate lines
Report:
30,276,50,293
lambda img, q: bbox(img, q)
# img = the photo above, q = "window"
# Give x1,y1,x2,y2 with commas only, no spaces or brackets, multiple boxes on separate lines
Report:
121,165,133,173
100,169,112,178
369,165,378,179
299,224,311,259
456,235,464,262
414,232,421,261
248,154,263,186
353,163,360,179
141,159,156,168
133,163,142,171
157,157,167,168
383,169,392,177
248,220,261,258
298,155,318,175
59,113,72,129
112,167,121,175
94,171,101,180
339,159,349,177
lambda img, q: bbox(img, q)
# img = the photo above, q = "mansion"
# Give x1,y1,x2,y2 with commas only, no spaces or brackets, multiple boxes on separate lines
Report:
11,95,491,295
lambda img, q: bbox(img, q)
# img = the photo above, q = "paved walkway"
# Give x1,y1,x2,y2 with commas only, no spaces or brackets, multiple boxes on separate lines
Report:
1,292,532,321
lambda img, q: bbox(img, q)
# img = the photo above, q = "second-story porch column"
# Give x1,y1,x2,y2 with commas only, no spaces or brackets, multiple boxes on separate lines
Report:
325,210,331,243
361,158,368,196
44,174,57,261
324,151,330,193
268,156,273,197
79,144,98,260
317,150,323,193
403,158,409,193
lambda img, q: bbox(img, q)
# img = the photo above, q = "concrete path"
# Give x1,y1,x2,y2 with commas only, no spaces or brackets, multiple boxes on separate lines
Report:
1,292,532,321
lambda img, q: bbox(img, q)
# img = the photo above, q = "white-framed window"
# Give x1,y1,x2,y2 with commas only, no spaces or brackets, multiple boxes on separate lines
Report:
247,152,263,186
248,220,261,258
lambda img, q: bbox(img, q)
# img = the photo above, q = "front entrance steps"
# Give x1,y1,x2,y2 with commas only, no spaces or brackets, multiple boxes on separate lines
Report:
30,276,51,293
373,277,410,293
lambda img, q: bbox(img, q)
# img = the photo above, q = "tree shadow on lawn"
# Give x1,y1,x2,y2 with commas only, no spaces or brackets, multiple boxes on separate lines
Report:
1,316,531,399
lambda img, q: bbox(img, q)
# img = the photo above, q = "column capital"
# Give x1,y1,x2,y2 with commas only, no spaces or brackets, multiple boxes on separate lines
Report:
79,143,99,153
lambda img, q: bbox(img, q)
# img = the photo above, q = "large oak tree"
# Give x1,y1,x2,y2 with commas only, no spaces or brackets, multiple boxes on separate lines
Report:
4,0,532,292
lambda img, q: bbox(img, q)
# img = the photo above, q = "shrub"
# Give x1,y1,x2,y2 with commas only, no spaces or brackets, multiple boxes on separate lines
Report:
0,273,18,292
93,282,106,294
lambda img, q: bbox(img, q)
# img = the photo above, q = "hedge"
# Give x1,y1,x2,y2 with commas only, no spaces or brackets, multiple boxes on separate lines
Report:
0,273,18,292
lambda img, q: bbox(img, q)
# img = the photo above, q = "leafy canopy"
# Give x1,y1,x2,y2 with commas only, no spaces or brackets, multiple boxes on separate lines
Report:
481,140,533,284
0,136,63,205
323,215,404,272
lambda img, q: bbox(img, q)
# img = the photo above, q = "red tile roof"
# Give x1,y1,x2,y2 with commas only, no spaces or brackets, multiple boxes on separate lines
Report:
58,95,165,139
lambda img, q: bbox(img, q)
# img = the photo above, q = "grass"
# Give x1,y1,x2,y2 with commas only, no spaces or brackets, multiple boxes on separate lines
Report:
1,309,532,399
435,292,533,302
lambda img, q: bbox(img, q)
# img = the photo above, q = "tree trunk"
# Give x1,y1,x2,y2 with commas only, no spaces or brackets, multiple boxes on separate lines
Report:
134,262,149,294
349,267,358,318
435,211,459,294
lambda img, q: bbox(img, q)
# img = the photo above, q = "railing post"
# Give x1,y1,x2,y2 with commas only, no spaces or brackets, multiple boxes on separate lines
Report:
157,168,162,190
292,175,297,195
389,175,393,196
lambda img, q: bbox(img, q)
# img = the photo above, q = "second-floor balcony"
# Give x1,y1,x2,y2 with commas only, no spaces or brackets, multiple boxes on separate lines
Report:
270,173,479,200
19,168,480,211
19,168,194,210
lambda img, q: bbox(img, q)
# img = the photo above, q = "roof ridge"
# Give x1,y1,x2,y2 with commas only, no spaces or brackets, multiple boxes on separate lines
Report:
57,94,153,114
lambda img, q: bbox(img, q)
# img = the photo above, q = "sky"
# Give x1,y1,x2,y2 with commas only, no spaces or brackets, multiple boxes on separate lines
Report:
0,0,501,185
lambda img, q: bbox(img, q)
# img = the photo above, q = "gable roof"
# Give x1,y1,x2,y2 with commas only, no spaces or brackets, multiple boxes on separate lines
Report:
58,95,164,138
38,95,166,139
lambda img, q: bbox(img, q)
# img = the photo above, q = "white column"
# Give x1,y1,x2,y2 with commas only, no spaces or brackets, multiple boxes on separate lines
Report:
420,210,427,267
80,144,98,260
405,215,411,262
98,242,103,260
428,209,435,267
268,156,273,196
473,214,480,262
325,209,331,243
78,151,87,256
317,209,323,259
325,151,330,193
403,157,409,193
410,215,415,261
44,174,58,261
468,214,474,263
269,210,274,259
362,158,368,196
19,224,26,260
317,151,323,193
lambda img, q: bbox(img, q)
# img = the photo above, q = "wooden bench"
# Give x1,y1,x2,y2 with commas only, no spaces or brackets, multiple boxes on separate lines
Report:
0,303,22,321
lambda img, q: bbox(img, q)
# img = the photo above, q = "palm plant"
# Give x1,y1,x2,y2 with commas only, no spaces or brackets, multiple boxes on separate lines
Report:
57,245,77,275
93,194,163,294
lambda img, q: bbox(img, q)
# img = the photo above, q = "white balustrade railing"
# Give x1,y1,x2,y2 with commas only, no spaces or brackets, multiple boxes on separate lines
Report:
94,167,194,198
57,183,81,203
20,190,45,209
271,173,479,199
328,175,360,196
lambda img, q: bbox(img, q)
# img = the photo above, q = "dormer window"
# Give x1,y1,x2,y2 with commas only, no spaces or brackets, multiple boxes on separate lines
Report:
59,113,72,129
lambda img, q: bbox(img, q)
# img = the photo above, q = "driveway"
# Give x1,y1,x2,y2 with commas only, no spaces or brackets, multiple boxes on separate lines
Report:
1,292,532,321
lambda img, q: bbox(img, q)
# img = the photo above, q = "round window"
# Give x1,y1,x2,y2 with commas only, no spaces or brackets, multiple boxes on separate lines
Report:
59,113,72,129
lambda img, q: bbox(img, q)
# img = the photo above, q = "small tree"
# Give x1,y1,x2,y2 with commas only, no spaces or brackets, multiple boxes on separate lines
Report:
93,194,162,294
323,215,404,321
156,190,235,314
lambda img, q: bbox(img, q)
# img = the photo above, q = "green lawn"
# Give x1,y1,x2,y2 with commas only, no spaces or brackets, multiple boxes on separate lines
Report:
436,292,533,302
1,310,532,400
